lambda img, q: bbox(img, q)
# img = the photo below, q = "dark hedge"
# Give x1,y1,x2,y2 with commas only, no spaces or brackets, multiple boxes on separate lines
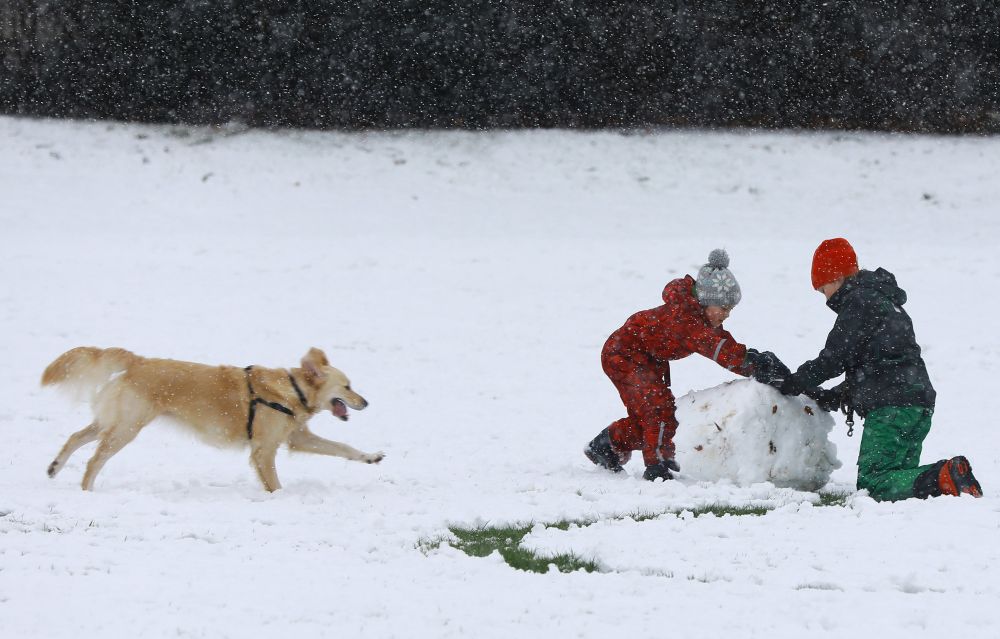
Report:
1,0,998,131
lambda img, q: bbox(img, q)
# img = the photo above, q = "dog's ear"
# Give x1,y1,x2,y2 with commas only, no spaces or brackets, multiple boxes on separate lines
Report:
303,347,329,367
301,347,329,384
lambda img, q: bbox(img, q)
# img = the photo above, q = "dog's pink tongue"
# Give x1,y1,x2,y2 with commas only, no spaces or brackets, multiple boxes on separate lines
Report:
331,400,348,418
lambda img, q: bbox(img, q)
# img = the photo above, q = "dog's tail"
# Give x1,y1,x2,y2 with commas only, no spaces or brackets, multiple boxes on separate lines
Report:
41,347,137,402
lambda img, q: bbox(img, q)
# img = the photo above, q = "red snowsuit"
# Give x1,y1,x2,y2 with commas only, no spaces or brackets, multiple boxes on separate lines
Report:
603,275,752,466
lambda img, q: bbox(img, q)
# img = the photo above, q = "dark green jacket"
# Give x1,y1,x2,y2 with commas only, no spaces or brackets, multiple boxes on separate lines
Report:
791,268,936,417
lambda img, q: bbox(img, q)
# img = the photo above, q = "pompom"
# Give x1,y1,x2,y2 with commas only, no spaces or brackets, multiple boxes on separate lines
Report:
707,248,730,269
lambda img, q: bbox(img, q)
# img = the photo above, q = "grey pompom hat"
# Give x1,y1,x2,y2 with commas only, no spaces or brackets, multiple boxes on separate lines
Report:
695,249,742,308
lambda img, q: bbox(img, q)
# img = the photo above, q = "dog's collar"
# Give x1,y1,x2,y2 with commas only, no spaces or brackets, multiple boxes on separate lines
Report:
244,366,295,440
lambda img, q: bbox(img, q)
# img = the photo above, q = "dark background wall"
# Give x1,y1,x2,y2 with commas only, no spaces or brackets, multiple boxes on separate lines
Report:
2,0,998,132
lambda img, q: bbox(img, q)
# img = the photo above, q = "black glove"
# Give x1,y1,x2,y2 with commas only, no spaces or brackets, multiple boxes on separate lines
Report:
778,374,806,397
746,350,791,386
643,459,680,481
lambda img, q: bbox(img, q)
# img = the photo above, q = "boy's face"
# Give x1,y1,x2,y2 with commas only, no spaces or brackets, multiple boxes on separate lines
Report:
817,278,845,300
704,305,732,328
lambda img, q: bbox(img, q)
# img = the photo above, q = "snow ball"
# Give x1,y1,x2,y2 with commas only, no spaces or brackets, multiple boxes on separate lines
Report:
673,379,841,491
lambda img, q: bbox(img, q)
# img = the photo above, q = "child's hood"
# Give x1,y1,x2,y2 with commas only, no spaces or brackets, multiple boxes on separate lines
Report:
831,267,907,311
662,275,701,310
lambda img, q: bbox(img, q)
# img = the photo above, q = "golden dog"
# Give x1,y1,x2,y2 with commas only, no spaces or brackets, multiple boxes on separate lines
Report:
42,346,384,491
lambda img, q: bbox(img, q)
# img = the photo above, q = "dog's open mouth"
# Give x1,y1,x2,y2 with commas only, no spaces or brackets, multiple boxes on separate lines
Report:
331,398,349,421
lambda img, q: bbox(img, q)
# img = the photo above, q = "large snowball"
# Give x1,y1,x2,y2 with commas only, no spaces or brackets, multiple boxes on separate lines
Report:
672,380,841,491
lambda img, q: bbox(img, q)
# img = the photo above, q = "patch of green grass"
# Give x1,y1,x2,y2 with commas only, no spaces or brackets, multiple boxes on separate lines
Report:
623,503,770,522
687,504,772,518
443,505,769,574
817,491,853,508
448,525,531,558
448,524,599,574
438,494,855,574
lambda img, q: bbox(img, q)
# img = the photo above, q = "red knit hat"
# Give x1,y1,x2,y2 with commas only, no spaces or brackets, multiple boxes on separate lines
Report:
811,238,859,289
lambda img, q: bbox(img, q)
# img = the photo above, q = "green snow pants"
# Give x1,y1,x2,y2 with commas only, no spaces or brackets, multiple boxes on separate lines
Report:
856,406,937,502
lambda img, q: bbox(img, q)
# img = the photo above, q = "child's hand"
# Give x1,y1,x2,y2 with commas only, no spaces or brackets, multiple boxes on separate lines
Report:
778,375,805,397
748,350,790,385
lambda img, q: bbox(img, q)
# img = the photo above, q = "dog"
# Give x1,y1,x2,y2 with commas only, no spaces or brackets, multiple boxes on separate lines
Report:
41,346,384,491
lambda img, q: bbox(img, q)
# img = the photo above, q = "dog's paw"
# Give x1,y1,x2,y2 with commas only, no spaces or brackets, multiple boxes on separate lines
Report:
47,460,60,478
365,451,385,464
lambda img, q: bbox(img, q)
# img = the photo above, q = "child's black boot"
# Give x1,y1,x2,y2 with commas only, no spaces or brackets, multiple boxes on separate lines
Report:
584,428,629,473
643,458,680,481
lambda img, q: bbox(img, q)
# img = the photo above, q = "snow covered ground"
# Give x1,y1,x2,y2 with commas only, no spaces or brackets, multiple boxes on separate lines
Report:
2,116,999,637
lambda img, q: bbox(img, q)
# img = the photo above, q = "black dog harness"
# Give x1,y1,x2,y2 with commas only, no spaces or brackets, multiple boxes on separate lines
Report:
244,366,312,440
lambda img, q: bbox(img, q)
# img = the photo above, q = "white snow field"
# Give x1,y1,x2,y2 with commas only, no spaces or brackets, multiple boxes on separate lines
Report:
1,116,999,638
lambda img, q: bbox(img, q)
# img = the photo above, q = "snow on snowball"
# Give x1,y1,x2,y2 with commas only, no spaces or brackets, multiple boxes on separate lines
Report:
673,379,841,491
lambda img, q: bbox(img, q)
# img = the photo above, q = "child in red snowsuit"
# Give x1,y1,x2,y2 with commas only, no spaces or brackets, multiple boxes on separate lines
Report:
585,249,785,481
